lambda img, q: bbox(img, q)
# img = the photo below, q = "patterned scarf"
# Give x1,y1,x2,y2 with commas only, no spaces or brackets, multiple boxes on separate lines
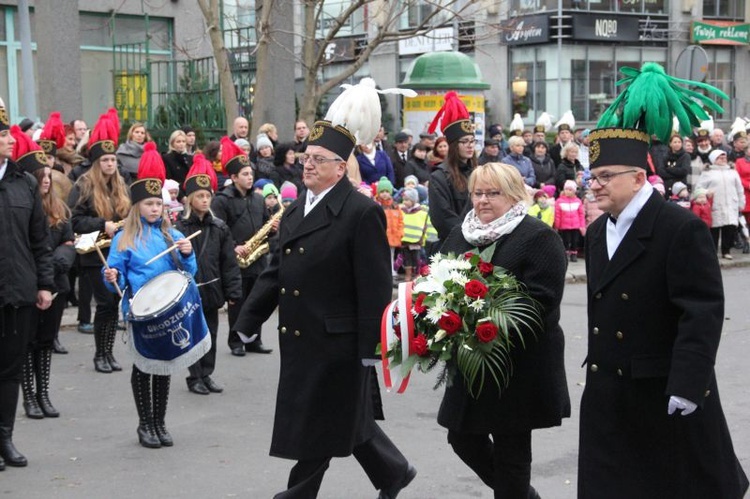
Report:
462,201,528,246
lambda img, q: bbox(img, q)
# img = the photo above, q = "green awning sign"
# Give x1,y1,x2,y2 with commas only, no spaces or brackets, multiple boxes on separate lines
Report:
691,21,750,46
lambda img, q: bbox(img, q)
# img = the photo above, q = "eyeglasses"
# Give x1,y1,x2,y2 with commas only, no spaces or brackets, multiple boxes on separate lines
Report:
586,169,638,186
471,190,503,200
301,154,342,166
457,138,477,146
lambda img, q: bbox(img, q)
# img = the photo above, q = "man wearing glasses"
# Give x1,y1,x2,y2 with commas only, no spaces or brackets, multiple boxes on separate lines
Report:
233,118,415,498
578,127,748,498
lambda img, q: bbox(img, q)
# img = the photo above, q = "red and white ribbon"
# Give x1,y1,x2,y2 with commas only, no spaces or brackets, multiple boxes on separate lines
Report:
380,281,414,393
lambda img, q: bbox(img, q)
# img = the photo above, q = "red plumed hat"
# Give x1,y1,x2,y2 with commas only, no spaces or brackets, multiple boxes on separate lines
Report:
89,110,120,163
184,153,218,196
221,136,251,176
428,91,473,144
131,142,166,204
37,111,66,156
10,124,46,173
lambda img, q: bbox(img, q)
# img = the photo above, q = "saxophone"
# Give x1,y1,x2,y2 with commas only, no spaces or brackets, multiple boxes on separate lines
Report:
237,204,285,268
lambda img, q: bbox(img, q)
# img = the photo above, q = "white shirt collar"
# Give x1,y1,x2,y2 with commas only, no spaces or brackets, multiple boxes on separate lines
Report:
606,181,654,259
0,159,8,181
304,184,335,216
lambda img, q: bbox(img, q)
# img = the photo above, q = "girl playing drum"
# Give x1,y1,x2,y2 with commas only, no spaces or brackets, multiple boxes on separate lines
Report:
103,143,208,449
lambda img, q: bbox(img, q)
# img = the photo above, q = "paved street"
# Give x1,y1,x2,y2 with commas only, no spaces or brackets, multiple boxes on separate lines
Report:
2,268,749,498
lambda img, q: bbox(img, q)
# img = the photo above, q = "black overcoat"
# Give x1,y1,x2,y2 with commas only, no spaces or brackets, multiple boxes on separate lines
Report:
437,216,571,434
580,191,748,499
233,177,392,460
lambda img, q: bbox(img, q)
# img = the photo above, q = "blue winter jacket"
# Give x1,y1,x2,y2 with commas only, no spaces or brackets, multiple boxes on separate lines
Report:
501,152,536,186
356,150,395,185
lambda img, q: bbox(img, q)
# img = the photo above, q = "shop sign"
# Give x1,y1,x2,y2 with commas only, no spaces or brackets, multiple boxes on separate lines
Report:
500,15,550,46
314,37,359,63
572,14,640,42
399,27,454,55
691,20,750,46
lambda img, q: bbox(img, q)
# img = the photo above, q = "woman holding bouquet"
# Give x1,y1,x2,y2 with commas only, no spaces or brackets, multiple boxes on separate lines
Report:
438,162,570,499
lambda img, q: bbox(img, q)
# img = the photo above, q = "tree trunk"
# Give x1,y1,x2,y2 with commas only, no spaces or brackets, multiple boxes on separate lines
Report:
198,0,240,135
250,0,272,137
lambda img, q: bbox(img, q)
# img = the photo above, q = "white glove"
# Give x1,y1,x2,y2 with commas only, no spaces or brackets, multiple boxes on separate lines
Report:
668,395,697,416
361,359,379,367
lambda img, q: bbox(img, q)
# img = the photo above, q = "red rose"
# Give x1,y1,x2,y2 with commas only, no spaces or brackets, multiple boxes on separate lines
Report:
414,293,428,314
464,279,489,299
464,251,475,259
476,322,498,343
411,333,429,356
438,310,462,335
478,261,494,276
419,265,431,277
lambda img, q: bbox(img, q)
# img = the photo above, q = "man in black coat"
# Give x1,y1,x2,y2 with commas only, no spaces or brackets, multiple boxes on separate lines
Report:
0,105,55,469
233,119,415,498
388,131,410,189
579,127,748,498
211,137,271,356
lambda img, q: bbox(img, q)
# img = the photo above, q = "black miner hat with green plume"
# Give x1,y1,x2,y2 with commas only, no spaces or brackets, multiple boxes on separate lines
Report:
589,62,728,170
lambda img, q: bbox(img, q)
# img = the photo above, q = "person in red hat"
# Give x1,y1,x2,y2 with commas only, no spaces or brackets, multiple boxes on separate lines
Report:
68,109,131,374
176,154,241,395
11,125,75,422
103,142,208,449
427,91,477,250
36,111,66,171
210,136,273,356
0,98,54,471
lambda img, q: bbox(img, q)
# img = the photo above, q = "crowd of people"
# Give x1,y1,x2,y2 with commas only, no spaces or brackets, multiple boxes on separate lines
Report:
0,64,748,499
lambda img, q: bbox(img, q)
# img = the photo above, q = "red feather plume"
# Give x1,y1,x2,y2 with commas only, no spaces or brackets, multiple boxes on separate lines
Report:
40,111,66,149
137,142,166,183
186,153,219,191
220,136,246,174
427,91,470,135
10,124,43,161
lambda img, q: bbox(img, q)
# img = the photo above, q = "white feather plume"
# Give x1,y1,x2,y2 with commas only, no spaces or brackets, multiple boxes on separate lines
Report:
325,77,417,146
554,110,575,130
728,117,747,142
509,113,524,132
699,116,714,133
0,97,5,108
536,112,553,132
672,116,680,133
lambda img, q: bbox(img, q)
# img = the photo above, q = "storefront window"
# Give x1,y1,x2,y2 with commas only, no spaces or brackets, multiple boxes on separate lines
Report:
704,0,745,18
560,0,666,13
704,48,733,119
80,13,172,51
509,0,557,15
510,49,546,122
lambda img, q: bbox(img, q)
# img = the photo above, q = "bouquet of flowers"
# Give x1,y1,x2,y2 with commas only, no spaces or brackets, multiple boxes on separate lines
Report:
379,243,541,398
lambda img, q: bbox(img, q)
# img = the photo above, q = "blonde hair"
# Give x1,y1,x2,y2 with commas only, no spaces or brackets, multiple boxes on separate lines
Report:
118,202,173,251
127,122,147,142
76,158,131,220
168,130,188,152
258,123,277,136
182,191,215,220
561,142,580,161
468,163,530,205
33,167,70,227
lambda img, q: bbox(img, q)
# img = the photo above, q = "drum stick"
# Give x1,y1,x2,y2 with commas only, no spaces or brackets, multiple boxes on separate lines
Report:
145,230,202,266
95,245,123,298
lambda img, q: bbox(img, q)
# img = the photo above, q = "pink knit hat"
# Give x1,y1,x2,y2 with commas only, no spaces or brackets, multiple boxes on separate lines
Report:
280,181,298,202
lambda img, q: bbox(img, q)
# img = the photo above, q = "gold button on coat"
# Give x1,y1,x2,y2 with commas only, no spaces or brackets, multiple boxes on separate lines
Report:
705,390,711,397
298,248,305,254
294,330,301,336
595,292,602,299
621,293,629,300
280,288,286,295
616,331,624,340
590,364,599,372
293,290,300,297
280,327,287,333
617,368,623,376
285,248,291,255
593,327,599,335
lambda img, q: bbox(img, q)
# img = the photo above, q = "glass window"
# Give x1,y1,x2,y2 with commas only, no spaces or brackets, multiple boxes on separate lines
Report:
223,0,255,29
704,48,733,119
703,0,745,18
12,9,35,42
560,0,666,13
510,0,557,15
80,13,171,51
0,10,6,40
510,47,547,122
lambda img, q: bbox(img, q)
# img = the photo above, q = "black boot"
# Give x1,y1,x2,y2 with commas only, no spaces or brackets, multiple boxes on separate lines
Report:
131,367,160,448
152,375,173,447
93,321,112,373
0,381,28,467
22,351,43,419
52,336,68,354
35,348,59,418
0,454,4,471
104,319,122,371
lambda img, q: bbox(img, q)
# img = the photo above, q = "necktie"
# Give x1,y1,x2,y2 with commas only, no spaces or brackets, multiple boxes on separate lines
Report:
609,215,617,225
401,153,406,162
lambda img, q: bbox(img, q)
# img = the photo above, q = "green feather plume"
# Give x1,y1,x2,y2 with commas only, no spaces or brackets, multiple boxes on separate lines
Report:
597,62,729,143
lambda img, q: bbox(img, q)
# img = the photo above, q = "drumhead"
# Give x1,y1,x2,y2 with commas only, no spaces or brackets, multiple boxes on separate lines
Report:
130,271,190,318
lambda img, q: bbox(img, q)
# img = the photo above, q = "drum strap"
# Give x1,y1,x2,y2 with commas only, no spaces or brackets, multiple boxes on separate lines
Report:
194,225,212,283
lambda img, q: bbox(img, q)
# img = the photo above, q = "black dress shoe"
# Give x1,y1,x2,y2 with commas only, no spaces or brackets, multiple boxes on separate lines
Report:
0,440,28,467
378,465,416,499
230,347,246,357
137,426,161,449
53,338,68,354
94,355,112,373
245,340,273,354
202,377,223,393
188,380,210,395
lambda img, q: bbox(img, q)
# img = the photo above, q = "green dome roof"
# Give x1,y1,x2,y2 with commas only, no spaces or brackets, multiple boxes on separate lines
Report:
400,52,490,90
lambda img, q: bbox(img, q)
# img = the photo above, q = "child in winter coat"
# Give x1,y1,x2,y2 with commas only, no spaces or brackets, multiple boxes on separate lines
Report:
690,187,713,228
400,188,432,281
554,179,586,262
375,176,404,277
669,181,691,209
528,190,554,227
163,179,184,223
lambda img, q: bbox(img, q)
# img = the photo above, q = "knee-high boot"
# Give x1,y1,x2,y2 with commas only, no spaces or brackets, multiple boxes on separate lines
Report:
105,319,121,371
0,381,28,467
35,348,59,418
93,320,112,373
131,367,160,448
152,375,173,447
21,351,43,419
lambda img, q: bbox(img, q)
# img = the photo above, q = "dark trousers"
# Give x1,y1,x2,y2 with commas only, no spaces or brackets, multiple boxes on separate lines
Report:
1,306,33,434
76,261,94,324
447,429,533,499
82,267,119,324
227,274,261,349
274,423,409,499
31,293,67,349
711,224,737,255
187,307,218,383
559,229,580,253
